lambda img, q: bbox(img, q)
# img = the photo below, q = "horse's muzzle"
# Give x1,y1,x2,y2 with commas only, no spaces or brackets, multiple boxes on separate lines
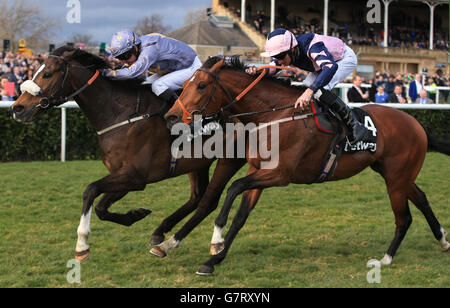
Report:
165,114,180,130
11,103,34,123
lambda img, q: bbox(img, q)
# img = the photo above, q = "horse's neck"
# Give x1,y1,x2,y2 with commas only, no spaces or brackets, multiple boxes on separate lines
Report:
223,71,296,123
72,75,144,132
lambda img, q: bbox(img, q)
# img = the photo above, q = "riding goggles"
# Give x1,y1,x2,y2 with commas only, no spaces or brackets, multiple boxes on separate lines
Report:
116,48,134,61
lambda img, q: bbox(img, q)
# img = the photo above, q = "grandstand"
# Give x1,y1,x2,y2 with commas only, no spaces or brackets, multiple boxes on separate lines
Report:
206,0,448,78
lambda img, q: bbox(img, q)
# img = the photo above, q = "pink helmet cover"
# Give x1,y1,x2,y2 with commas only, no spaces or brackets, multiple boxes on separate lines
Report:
261,29,298,57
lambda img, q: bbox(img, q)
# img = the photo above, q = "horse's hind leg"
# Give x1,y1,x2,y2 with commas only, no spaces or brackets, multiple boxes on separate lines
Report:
408,184,450,252
150,169,210,246
381,188,413,266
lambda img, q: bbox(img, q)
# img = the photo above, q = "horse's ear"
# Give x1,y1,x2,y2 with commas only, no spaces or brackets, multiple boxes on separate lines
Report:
210,58,225,73
62,50,76,61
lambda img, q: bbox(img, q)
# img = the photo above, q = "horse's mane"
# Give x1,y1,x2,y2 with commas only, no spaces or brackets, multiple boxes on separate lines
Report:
52,45,146,90
204,56,308,92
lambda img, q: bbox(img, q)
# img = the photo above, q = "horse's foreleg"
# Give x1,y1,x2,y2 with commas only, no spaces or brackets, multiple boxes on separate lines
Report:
74,172,148,262
209,166,261,255
93,192,151,226
87,172,149,226
197,169,288,275
75,206,93,262
149,159,246,258
408,184,450,252
75,192,128,262
210,188,262,255
150,169,210,246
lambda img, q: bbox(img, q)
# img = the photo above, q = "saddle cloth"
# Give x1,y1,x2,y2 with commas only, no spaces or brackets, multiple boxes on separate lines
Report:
311,101,378,154
310,101,378,183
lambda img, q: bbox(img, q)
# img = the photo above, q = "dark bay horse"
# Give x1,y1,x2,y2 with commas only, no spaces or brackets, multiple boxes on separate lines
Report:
11,47,246,262
165,56,450,275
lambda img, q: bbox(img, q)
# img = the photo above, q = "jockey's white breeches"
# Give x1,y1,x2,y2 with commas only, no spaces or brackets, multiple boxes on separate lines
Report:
143,56,203,96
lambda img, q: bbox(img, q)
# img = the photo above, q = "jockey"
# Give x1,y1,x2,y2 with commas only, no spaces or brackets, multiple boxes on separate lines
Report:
246,29,368,145
102,30,202,106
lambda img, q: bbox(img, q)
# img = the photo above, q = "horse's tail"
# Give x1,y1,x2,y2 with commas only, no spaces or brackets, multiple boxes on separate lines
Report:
425,130,450,156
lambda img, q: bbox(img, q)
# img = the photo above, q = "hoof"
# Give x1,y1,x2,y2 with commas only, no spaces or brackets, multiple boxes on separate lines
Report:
149,246,167,258
149,234,165,246
196,264,214,276
210,242,225,255
75,249,90,263
137,208,152,219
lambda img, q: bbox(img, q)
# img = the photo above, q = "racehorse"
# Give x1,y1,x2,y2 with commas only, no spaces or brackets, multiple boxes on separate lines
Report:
11,47,246,262
165,56,450,275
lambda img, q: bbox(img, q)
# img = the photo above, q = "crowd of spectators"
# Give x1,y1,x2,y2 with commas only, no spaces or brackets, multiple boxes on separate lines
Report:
345,71,450,104
0,48,448,104
0,52,46,101
230,6,449,51
0,50,120,101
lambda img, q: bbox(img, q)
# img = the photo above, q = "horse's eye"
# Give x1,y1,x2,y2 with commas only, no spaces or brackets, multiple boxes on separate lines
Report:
43,72,52,79
197,83,206,90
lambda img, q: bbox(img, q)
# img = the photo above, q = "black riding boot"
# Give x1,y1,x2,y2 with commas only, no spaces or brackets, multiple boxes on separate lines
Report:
158,89,179,114
318,89,368,145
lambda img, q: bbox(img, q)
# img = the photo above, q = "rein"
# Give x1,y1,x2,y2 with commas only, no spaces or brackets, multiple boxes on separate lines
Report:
22,55,100,110
177,65,299,123
24,55,164,136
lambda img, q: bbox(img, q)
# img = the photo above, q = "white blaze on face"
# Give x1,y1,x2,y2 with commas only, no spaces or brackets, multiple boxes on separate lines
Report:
33,64,46,81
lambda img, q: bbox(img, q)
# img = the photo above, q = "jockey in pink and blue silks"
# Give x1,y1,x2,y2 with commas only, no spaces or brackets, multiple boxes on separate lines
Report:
246,29,368,145
102,30,202,106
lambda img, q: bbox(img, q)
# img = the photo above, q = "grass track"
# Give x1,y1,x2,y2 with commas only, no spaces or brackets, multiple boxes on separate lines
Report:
0,153,448,288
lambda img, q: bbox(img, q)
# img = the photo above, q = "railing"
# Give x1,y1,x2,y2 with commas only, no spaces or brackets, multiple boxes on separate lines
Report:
2,83,450,162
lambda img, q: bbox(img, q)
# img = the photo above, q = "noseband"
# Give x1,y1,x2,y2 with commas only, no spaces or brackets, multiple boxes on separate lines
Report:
177,68,235,124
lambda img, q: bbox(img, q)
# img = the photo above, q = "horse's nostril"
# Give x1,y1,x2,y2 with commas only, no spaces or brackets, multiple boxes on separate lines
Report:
12,105,25,114
166,115,179,124
165,114,180,130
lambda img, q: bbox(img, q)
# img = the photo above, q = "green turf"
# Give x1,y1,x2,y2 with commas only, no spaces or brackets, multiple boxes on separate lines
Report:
0,153,448,288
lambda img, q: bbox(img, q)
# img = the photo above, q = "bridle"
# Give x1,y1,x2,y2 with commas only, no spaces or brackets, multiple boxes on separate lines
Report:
176,64,299,124
26,55,100,110
177,67,235,124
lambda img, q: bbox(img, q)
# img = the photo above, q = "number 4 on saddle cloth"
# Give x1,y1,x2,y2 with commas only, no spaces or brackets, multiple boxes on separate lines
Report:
310,101,378,183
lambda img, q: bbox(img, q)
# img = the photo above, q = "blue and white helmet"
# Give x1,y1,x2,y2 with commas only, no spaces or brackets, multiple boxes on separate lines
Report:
109,30,141,58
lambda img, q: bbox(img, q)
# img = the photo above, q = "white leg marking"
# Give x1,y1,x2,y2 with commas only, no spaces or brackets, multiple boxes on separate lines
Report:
75,208,92,252
380,254,392,266
211,225,225,244
159,235,181,253
439,227,450,251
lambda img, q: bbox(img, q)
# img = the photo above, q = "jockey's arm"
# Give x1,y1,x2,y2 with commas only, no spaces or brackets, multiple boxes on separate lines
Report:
102,54,153,80
306,42,338,93
245,60,284,76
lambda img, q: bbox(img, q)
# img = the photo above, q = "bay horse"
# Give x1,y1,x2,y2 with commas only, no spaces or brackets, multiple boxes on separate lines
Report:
165,56,450,275
11,47,246,262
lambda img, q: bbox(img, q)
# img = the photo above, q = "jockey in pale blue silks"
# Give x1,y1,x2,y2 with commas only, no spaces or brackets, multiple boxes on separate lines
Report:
102,30,202,105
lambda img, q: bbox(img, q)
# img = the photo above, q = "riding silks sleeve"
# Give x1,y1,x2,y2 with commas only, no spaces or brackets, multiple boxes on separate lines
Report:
102,53,154,80
306,42,338,93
